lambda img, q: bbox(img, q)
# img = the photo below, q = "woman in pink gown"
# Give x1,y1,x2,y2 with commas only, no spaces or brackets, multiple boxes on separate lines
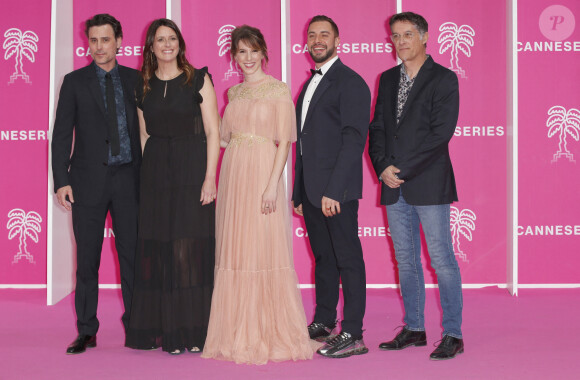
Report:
201,25,314,365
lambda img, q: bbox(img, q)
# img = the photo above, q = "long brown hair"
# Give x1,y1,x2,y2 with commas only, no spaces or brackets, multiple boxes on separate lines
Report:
141,19,194,99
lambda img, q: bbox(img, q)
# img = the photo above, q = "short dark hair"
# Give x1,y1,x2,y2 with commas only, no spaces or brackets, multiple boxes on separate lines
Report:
85,14,123,39
231,25,269,64
389,12,428,35
308,15,339,37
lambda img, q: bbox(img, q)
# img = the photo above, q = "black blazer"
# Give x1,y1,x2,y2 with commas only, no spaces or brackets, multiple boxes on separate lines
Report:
368,56,459,206
292,59,371,207
52,63,141,205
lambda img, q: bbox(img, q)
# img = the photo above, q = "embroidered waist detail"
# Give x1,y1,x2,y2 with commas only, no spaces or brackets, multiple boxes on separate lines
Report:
229,132,272,147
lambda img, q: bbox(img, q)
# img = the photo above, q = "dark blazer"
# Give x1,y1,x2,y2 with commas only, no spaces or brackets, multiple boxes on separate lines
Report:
292,59,371,207
52,63,141,205
368,56,459,206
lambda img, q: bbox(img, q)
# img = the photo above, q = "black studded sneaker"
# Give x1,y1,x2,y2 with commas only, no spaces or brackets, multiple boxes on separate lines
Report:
307,321,337,342
317,331,369,358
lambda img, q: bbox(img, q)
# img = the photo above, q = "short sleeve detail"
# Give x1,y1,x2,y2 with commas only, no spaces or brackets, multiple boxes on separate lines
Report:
194,67,211,104
221,76,296,143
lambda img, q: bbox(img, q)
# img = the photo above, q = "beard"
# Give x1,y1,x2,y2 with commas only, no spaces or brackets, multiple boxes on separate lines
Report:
309,44,336,64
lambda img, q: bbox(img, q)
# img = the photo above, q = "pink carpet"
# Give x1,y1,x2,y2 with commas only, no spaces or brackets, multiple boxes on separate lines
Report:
1,288,578,379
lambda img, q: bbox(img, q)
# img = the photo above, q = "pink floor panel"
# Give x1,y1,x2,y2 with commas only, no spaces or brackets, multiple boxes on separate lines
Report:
1,288,578,379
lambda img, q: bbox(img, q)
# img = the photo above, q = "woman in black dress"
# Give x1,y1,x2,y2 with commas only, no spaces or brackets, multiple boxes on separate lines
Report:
125,18,220,355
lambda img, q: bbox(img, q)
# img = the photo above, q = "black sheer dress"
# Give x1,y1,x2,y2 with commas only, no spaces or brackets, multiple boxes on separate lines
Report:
125,68,214,352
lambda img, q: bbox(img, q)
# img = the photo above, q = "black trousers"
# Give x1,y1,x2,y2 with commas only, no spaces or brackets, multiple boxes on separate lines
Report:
71,164,138,336
300,179,366,338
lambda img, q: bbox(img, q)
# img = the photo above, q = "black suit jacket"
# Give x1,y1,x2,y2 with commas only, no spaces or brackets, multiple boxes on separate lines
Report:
52,63,141,205
368,56,459,206
292,59,371,207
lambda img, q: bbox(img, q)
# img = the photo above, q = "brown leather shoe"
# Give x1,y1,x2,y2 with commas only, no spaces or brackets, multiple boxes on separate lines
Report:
379,327,426,350
66,335,96,354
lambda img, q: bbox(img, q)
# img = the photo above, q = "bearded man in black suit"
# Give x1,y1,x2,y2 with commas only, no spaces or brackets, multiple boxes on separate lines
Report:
292,15,371,359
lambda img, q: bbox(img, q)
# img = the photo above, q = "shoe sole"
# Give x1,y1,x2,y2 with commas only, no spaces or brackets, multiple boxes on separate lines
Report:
66,342,96,355
379,341,427,351
317,347,369,359
429,347,464,361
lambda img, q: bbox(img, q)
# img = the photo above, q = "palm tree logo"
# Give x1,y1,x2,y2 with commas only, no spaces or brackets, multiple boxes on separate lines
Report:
438,22,475,79
450,206,476,262
217,24,241,81
3,28,38,84
546,106,580,164
7,208,42,264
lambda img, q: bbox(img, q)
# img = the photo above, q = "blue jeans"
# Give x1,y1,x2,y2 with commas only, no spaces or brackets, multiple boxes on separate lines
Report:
386,193,463,338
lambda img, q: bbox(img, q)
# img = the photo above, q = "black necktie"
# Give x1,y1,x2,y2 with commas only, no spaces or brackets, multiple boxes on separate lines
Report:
105,72,120,156
310,68,322,76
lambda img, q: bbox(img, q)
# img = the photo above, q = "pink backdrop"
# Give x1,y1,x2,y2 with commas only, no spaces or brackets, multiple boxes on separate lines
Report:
403,0,508,284
1,0,577,287
291,0,507,285
0,0,50,284
73,0,165,284
180,0,282,114
518,0,580,284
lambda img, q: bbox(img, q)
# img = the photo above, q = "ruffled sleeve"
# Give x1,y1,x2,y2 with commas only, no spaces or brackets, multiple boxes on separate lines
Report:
194,66,212,103
274,82,297,143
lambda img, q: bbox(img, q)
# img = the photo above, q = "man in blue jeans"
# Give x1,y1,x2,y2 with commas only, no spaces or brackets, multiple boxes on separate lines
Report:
368,12,463,360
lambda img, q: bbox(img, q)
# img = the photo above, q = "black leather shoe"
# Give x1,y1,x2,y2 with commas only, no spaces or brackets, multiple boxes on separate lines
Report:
429,335,464,360
307,321,337,342
66,335,96,354
379,327,427,350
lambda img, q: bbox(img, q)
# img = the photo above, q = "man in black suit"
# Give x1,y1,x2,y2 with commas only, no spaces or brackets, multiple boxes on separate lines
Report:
368,12,464,360
52,14,140,355
292,15,370,358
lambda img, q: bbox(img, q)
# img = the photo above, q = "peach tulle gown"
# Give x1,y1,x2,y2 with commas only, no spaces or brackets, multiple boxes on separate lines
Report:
201,76,314,364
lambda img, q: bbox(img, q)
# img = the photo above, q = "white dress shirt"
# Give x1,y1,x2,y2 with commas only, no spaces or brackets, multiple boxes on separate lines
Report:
301,55,339,129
